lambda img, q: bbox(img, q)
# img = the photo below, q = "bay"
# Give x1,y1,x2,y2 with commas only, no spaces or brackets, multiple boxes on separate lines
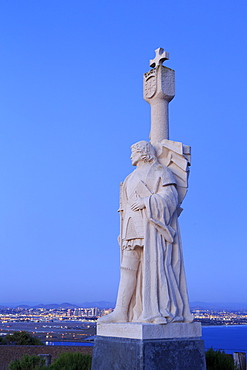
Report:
202,325,247,354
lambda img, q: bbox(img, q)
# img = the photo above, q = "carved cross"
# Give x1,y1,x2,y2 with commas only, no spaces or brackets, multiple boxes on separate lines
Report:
150,48,169,68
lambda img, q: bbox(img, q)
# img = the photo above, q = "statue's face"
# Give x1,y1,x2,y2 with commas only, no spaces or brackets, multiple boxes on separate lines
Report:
130,149,142,166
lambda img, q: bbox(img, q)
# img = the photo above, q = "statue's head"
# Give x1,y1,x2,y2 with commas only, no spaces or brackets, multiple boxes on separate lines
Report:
130,141,156,166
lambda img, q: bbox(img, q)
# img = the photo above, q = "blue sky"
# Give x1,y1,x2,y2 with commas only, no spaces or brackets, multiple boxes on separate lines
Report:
0,0,247,305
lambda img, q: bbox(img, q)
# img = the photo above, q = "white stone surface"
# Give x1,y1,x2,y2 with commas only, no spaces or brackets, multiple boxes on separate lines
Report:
154,139,191,210
144,48,175,142
98,141,193,326
97,322,202,340
149,47,169,68
98,50,193,337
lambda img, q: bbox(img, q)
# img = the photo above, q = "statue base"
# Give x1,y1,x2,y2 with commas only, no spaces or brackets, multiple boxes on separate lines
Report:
92,323,206,370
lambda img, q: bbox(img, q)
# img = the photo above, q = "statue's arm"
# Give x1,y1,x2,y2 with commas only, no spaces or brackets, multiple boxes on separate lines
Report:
154,184,179,223
138,184,178,243
160,184,178,206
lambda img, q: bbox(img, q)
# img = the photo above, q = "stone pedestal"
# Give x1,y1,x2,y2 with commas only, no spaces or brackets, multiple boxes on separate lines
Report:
92,323,206,370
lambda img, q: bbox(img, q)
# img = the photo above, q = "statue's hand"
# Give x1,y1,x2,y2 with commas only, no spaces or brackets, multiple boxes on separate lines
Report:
131,198,146,211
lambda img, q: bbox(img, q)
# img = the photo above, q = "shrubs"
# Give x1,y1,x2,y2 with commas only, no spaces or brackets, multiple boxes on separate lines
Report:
5,331,44,345
8,353,92,370
8,354,47,370
50,352,92,370
206,348,237,370
8,349,240,370
0,337,7,345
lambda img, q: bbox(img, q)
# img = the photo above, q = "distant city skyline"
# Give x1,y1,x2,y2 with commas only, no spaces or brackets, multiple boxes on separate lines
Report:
1,1,247,304
2,301,247,312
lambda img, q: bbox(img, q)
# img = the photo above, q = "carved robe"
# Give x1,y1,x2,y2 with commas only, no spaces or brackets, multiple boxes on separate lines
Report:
120,161,193,323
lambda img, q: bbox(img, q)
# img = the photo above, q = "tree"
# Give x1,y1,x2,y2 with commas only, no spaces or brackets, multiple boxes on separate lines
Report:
50,352,92,370
5,331,44,345
206,348,238,370
8,354,47,370
0,337,7,345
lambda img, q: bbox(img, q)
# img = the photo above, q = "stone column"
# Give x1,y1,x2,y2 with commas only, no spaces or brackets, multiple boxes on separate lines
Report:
143,48,175,144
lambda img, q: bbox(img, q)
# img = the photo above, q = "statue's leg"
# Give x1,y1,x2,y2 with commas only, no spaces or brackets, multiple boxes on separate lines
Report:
97,250,140,323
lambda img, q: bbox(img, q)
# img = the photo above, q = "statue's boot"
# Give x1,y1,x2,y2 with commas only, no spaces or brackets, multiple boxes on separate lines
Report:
98,251,140,323
135,315,168,324
172,316,184,323
153,317,167,324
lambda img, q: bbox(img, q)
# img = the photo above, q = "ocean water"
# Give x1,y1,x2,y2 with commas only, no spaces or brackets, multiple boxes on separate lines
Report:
202,325,247,354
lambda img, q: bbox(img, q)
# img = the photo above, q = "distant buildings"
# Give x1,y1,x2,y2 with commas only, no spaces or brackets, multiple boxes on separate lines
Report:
1,306,247,326
0,306,111,323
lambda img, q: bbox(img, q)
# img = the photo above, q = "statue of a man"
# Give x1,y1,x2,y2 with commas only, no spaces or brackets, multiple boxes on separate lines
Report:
99,141,193,325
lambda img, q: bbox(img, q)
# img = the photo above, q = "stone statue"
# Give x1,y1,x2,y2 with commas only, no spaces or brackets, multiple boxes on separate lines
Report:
98,140,193,324
93,49,206,370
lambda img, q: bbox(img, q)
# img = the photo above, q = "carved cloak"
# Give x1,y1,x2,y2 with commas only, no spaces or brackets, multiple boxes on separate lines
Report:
120,162,193,323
